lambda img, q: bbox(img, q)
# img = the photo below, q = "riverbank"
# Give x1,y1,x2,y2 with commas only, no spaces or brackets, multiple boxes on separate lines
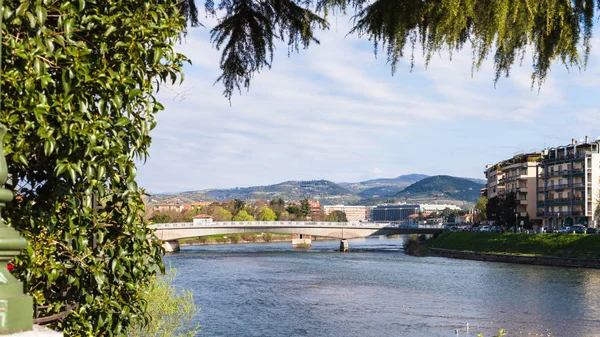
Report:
405,232,600,268
178,233,335,246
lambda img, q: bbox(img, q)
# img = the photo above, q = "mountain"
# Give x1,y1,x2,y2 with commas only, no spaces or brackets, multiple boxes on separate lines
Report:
147,174,484,207
393,175,484,203
340,174,429,198
203,180,360,204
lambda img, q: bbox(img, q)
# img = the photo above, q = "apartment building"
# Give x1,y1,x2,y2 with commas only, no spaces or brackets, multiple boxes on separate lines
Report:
485,152,541,225
484,164,505,199
537,138,600,229
323,205,369,222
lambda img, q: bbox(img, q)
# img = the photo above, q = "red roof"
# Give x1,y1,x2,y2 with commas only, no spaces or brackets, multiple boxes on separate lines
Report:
194,214,213,219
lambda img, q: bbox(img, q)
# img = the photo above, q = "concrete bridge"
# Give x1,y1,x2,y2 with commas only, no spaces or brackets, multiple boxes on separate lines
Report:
150,221,442,252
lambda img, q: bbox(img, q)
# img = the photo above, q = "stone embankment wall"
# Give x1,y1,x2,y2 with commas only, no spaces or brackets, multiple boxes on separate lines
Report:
430,248,600,269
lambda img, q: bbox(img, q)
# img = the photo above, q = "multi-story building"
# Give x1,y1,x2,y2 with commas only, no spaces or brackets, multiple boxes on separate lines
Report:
323,205,369,222
484,164,505,199
484,152,541,226
537,138,600,229
370,204,460,223
307,200,322,220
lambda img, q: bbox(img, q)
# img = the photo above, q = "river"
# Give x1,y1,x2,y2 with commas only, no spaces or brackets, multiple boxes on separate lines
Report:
164,237,600,337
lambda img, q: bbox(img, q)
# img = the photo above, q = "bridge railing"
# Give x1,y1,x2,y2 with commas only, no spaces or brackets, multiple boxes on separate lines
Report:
150,221,444,230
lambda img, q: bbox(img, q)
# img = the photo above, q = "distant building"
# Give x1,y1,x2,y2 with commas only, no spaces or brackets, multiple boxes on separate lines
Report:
485,152,542,226
370,204,460,223
153,201,212,213
182,202,212,213
537,137,600,229
193,214,213,225
307,200,322,219
370,204,419,222
153,202,184,213
323,205,369,222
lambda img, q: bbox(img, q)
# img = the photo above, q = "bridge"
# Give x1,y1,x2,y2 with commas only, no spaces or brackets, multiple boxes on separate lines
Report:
150,221,443,252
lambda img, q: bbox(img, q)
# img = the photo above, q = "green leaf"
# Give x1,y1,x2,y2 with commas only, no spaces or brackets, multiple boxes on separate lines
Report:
128,89,142,99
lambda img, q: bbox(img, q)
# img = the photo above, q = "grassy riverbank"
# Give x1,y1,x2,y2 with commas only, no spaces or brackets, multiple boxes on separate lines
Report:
179,233,293,245
421,232,600,259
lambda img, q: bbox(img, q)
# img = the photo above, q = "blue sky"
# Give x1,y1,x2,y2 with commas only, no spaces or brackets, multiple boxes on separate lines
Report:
137,15,600,193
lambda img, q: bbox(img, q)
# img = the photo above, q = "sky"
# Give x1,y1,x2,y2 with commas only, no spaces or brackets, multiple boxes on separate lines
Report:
136,14,600,194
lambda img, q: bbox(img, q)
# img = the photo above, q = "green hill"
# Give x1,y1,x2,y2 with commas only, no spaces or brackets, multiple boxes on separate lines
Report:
393,175,484,202
203,180,360,204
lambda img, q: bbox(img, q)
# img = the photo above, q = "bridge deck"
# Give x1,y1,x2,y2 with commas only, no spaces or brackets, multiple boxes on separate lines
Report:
151,221,443,241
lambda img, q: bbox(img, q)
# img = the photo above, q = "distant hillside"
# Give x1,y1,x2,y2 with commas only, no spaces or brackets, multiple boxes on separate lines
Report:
203,180,360,204
340,174,429,198
146,174,483,206
393,175,484,203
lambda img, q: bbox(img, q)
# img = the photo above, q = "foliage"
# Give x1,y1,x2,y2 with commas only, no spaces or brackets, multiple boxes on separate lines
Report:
263,232,273,242
403,234,433,256
487,192,518,226
257,206,276,221
232,209,254,221
230,233,242,243
205,205,233,221
182,207,204,222
128,268,200,337
474,196,488,222
324,210,347,222
431,232,600,259
2,0,186,334
179,0,595,98
151,213,173,224
299,199,311,218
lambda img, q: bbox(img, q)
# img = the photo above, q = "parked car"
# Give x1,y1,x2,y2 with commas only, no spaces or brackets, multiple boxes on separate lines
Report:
558,226,571,233
586,227,597,234
571,225,586,234
543,226,554,233
490,225,504,233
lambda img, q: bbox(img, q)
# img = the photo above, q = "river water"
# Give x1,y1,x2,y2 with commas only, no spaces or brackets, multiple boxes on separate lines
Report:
164,237,600,337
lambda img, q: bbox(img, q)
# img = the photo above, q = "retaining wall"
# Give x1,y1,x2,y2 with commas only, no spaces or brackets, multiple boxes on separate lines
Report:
430,248,600,269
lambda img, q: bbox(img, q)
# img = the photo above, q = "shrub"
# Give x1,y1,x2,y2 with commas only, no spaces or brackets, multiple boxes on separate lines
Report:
128,268,200,337
263,233,273,242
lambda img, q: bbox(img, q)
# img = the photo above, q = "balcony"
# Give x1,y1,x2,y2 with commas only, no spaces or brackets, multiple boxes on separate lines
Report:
544,151,586,163
544,183,571,191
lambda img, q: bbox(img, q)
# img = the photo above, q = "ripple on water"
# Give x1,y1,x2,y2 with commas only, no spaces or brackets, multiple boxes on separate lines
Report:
167,237,600,337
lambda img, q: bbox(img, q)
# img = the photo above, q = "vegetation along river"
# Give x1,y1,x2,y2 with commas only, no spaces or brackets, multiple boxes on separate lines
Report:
165,237,600,337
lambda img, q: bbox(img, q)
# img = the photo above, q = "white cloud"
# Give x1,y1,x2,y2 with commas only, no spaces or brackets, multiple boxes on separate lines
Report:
136,15,600,193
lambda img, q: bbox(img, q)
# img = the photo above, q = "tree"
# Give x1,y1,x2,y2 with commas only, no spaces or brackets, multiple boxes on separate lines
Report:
487,196,503,224
233,210,254,221
257,207,276,221
151,213,173,224
182,207,204,222
206,205,233,221
324,210,347,222
2,1,186,334
474,196,488,222
180,0,596,99
299,199,311,218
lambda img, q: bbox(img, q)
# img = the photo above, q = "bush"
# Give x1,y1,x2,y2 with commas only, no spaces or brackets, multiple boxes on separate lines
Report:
2,1,186,334
231,234,242,243
263,233,273,242
128,268,200,337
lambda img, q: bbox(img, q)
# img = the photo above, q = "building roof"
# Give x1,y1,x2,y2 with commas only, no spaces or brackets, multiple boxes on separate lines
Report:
194,214,213,219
